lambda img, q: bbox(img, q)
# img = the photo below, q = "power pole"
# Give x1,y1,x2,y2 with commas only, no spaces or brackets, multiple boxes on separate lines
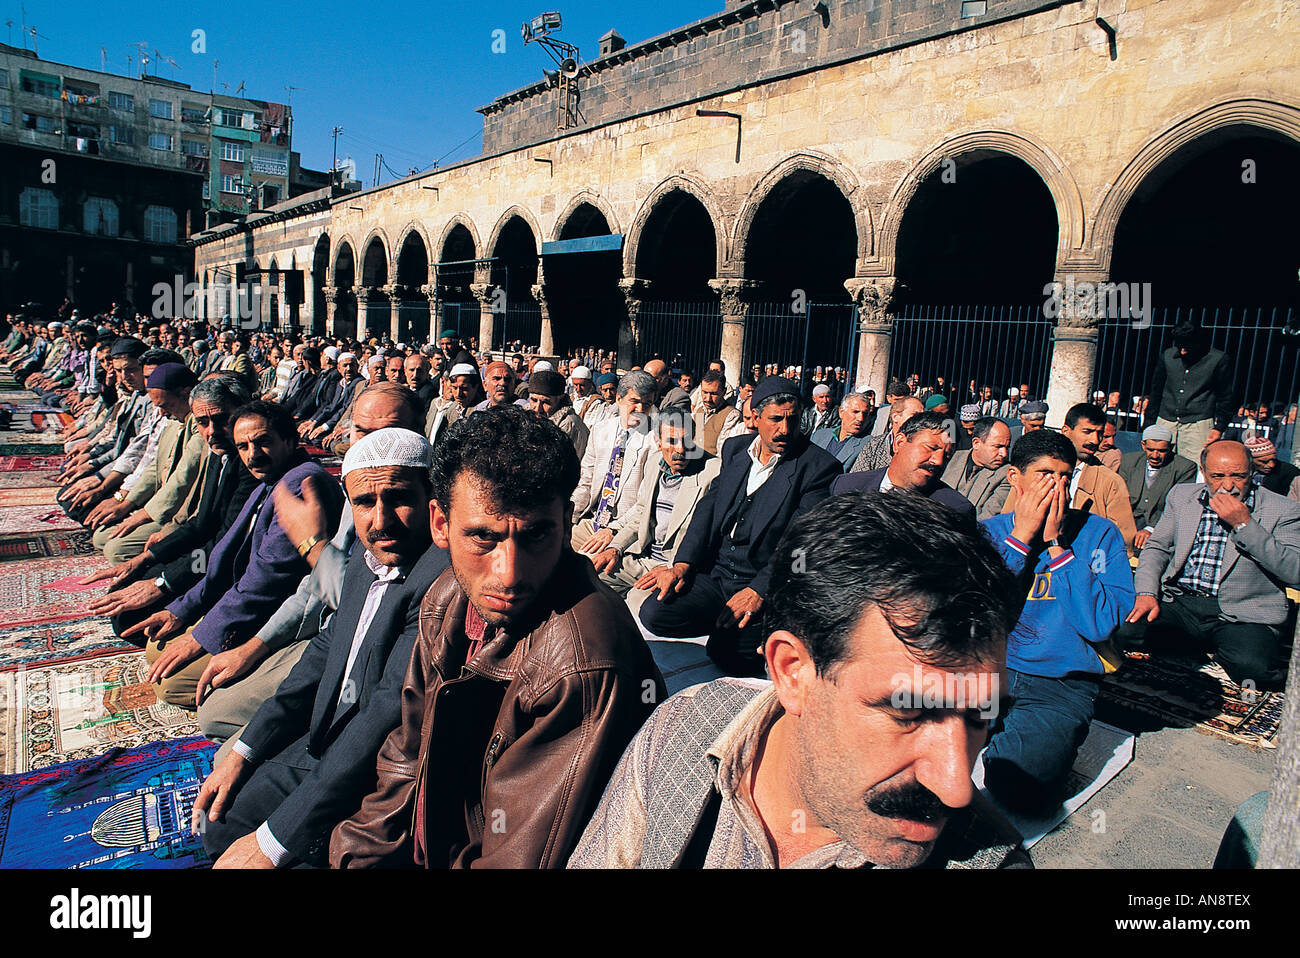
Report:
331,126,343,190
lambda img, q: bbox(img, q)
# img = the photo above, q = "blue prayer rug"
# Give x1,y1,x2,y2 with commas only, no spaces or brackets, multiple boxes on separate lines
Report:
0,736,217,869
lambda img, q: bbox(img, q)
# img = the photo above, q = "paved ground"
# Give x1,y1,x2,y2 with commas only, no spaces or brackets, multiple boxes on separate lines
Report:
1030,726,1275,867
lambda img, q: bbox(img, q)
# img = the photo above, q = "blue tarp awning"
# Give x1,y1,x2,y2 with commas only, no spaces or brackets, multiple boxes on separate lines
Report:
540,234,623,256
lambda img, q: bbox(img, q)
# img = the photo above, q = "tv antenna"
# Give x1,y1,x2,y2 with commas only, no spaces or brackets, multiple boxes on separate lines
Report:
131,42,151,77
521,11,579,131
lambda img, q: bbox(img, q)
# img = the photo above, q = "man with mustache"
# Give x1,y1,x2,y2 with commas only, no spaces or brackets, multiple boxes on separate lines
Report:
570,493,1028,869
1122,440,1300,689
831,411,975,517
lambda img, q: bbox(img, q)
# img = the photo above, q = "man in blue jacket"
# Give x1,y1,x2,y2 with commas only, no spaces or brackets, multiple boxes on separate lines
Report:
980,429,1135,814
125,400,345,707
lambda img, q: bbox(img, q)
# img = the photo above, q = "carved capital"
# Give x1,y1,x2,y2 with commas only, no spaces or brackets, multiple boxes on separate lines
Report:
1045,273,1110,331
530,283,549,312
708,278,763,319
321,285,339,305
845,277,897,333
469,283,497,307
618,278,652,322
354,285,375,304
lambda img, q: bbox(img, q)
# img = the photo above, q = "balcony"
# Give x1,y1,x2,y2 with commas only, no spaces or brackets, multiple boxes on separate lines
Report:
185,154,209,173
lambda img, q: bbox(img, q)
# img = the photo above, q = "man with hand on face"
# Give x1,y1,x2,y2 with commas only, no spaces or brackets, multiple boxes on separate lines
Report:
193,428,449,869
1122,440,1300,690
124,401,344,707
638,377,842,677
832,411,975,517
942,417,1012,520
329,405,664,868
980,429,1134,814
571,493,1029,869
1119,424,1198,550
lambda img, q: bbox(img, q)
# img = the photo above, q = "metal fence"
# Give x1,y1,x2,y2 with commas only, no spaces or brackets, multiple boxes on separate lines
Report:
638,301,723,374
1094,306,1300,429
491,304,543,353
889,305,1055,405
440,301,481,345
743,302,860,396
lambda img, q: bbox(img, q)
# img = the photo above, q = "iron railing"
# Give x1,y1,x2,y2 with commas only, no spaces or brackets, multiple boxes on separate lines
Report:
637,300,723,375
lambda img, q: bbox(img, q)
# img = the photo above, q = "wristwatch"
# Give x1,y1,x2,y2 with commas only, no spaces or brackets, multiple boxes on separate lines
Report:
113,490,126,502
153,574,171,596
1047,538,1063,549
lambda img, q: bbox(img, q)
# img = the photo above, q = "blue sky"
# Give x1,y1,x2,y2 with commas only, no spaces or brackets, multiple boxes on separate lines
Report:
8,0,720,182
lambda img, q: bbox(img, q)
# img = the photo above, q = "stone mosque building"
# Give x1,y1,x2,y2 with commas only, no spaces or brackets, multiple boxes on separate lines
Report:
190,0,1300,426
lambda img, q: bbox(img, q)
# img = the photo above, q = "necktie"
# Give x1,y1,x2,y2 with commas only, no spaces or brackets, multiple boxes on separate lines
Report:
592,430,629,531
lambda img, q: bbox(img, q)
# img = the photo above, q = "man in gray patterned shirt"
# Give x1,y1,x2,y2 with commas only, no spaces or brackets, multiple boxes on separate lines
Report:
569,492,1030,869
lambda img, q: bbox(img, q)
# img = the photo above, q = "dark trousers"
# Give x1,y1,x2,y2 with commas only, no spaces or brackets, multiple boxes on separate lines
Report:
201,752,318,867
639,570,766,678
982,669,1099,815
1118,593,1283,690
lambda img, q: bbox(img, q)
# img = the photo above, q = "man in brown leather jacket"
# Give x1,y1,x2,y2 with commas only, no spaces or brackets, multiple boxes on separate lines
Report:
330,405,665,868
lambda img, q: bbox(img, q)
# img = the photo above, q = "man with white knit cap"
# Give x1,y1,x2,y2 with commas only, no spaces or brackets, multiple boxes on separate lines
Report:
1118,423,1199,549
196,426,450,868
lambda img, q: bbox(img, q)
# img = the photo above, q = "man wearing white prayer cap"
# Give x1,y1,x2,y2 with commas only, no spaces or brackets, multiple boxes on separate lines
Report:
426,362,483,445
1118,421,1198,548
196,425,451,868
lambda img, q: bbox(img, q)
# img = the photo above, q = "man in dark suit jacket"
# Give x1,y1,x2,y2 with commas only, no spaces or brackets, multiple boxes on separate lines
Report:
832,411,975,517
195,428,448,868
125,401,344,707
1118,424,1198,550
639,378,842,676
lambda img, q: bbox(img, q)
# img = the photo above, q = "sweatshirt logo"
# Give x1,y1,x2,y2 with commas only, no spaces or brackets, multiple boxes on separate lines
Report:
1028,572,1056,600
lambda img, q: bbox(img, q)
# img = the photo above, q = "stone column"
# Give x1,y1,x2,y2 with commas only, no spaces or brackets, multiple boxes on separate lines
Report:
617,277,652,371
708,278,762,391
1043,270,1106,430
354,286,375,340
532,263,555,357
470,282,497,356
381,284,404,342
322,285,338,338
845,277,897,397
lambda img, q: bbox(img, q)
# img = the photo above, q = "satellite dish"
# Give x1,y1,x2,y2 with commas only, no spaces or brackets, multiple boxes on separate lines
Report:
560,58,579,79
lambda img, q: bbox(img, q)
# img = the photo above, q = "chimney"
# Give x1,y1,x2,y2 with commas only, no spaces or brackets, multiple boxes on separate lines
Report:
599,29,626,56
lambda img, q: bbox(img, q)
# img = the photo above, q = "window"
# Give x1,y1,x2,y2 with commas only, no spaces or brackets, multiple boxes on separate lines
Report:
960,1,988,17
149,132,173,151
19,188,59,229
0,106,10,125
262,184,280,207
181,139,208,156
20,74,60,98
251,149,288,176
182,105,208,123
202,180,210,200
144,206,178,243
21,112,58,133
148,98,173,119
217,108,242,127
108,124,134,145
84,198,120,237
109,91,134,112
221,174,242,194
221,141,246,162
0,68,8,90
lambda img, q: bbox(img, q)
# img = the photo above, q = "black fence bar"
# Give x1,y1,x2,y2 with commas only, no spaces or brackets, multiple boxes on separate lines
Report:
742,302,859,396
638,300,723,375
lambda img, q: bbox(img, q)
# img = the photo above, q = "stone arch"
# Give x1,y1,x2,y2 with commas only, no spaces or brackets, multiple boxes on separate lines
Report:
877,130,1085,276
485,205,543,259
624,173,727,278
359,228,393,285
394,221,433,279
553,191,621,242
332,236,357,285
435,214,481,262
732,151,872,271
1091,97,1300,273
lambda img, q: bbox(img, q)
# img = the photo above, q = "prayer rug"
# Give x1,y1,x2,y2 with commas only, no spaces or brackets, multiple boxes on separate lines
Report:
0,652,201,774
0,558,112,623
0,615,133,674
1096,652,1285,749
0,530,96,563
0,471,59,489
0,505,80,535
0,455,65,472
0,487,60,507
0,736,217,868
0,442,64,456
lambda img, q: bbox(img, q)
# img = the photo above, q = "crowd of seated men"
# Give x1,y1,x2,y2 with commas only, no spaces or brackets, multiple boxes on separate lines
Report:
5,304,1294,870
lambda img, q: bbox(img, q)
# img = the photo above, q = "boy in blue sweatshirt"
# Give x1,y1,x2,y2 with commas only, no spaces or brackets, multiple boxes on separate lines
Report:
980,429,1134,813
